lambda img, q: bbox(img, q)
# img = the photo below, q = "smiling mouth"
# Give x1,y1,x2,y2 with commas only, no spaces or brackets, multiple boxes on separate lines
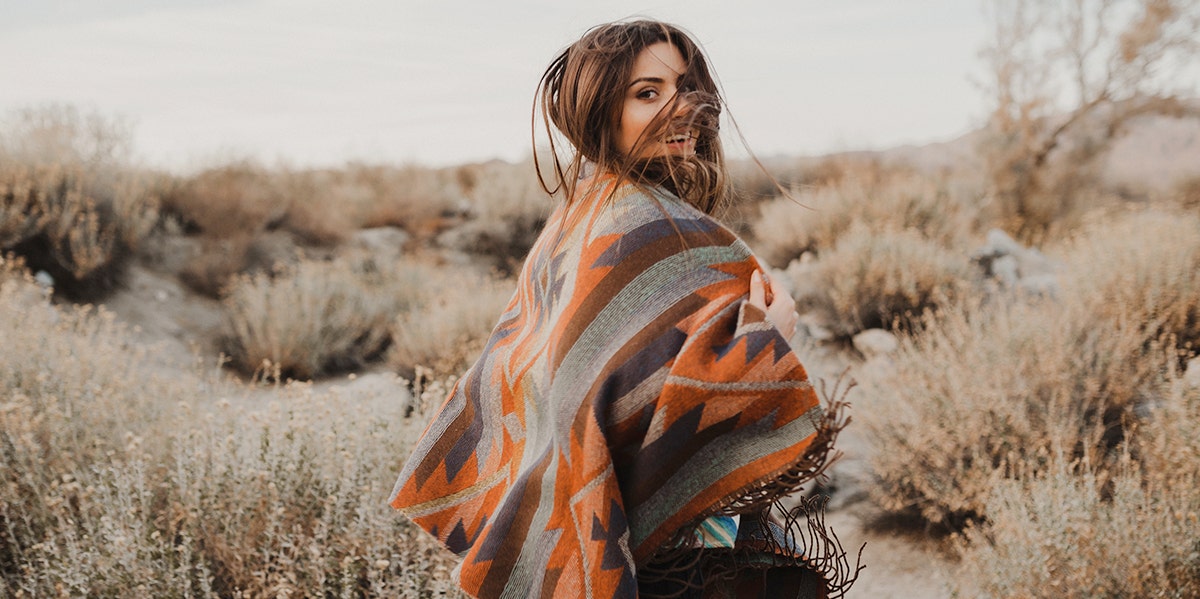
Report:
663,131,696,144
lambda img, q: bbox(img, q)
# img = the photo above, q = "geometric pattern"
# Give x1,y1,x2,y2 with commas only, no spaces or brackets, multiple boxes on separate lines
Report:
390,176,828,598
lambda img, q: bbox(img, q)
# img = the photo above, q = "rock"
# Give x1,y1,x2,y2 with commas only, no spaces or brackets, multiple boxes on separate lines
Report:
985,228,1024,257
247,230,302,272
352,227,410,256
853,328,899,359
1185,357,1200,388
1015,246,1057,279
34,270,54,289
1018,273,1060,297
797,312,834,342
971,228,1060,292
991,255,1020,288
784,257,821,301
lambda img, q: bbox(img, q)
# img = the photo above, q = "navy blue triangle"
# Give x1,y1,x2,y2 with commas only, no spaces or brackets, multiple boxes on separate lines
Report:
446,520,470,553
589,499,631,571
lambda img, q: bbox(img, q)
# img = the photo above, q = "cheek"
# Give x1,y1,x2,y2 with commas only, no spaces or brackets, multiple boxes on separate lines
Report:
620,104,655,147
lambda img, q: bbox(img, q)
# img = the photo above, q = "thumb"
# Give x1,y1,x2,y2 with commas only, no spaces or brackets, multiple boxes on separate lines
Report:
748,269,766,310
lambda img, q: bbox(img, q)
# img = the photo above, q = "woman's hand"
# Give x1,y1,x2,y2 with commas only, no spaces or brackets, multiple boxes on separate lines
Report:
749,269,798,339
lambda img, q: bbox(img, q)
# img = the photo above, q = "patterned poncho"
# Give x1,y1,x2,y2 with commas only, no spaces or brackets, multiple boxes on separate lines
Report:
390,176,853,598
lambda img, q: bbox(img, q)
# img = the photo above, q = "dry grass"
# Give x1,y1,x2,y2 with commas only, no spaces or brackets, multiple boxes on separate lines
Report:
859,207,1200,529
220,253,434,380
388,269,515,380
804,224,968,337
1176,175,1200,211
945,211,1200,595
161,159,544,291
160,162,287,238
0,107,161,299
956,394,1200,599
1062,209,1200,357
0,256,462,597
751,165,974,267
435,159,551,273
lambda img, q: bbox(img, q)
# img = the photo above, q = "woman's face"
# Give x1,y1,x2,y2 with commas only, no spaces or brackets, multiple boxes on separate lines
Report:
615,41,696,160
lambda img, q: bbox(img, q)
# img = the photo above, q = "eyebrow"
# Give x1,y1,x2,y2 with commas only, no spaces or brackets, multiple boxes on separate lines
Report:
627,75,685,89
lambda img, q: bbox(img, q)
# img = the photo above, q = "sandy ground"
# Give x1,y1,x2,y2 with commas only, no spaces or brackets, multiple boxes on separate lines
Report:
789,343,967,599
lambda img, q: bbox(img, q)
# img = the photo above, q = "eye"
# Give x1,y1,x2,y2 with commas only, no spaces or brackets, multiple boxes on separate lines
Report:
636,87,659,100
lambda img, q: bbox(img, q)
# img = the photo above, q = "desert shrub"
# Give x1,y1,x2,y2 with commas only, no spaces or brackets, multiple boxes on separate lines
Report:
130,384,462,598
976,0,1200,245
437,159,551,272
179,230,304,299
859,209,1199,527
220,254,434,380
751,166,972,267
345,162,465,233
389,270,515,379
160,161,286,238
1176,175,1200,211
0,106,160,299
247,167,355,247
858,292,1168,527
1061,209,1200,358
0,268,184,586
805,225,968,337
0,273,461,595
177,234,259,298
164,161,470,252
956,404,1200,599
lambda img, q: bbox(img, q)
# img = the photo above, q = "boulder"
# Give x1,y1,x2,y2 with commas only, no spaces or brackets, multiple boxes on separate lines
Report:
853,328,900,359
797,312,834,342
971,228,1060,292
1185,357,1200,389
352,227,410,256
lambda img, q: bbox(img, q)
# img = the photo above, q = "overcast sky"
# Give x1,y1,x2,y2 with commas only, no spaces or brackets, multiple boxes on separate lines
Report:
0,0,990,172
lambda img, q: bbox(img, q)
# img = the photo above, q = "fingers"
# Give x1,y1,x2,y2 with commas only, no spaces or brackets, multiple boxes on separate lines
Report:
752,268,799,339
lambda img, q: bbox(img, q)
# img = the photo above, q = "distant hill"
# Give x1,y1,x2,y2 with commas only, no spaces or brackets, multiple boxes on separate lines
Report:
874,112,1200,191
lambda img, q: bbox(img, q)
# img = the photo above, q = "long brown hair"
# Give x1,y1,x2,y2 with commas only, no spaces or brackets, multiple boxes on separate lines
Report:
533,19,730,216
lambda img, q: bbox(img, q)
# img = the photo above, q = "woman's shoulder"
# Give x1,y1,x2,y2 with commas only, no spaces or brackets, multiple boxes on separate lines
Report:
599,180,735,241
571,179,755,271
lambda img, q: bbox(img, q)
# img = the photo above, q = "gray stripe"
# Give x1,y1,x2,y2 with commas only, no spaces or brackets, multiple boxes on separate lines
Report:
550,245,743,459
501,451,563,599
389,382,467,503
664,375,815,392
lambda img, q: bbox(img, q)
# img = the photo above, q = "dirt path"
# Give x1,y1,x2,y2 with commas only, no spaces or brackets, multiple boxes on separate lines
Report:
796,343,966,598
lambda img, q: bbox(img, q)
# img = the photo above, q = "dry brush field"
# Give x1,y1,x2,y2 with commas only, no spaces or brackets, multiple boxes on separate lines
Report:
3,104,1200,597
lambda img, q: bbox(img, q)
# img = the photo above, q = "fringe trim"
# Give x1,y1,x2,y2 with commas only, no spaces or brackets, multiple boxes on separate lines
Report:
637,373,864,598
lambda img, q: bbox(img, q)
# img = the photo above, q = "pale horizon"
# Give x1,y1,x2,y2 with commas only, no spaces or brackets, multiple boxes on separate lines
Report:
1,1,991,172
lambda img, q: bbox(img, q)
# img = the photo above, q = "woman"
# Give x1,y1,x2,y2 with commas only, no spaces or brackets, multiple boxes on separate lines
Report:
390,19,857,598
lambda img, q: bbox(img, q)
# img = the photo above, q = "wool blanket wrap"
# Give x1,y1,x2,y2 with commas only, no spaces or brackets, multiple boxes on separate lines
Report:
390,177,856,598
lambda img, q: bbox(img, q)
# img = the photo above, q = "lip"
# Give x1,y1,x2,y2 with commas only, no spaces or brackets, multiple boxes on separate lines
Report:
662,129,697,152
